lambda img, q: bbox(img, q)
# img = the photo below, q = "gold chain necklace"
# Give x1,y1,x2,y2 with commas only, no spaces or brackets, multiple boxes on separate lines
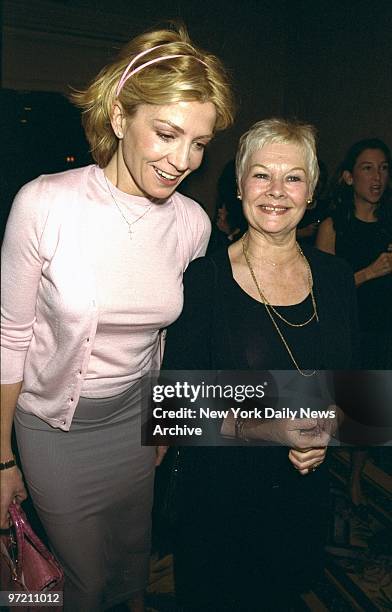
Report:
104,175,152,239
242,234,318,376
242,235,319,327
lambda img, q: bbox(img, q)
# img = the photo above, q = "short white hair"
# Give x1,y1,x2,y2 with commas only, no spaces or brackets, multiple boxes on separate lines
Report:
236,118,319,195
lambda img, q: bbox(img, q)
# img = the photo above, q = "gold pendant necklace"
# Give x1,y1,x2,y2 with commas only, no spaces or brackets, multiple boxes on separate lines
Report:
242,234,318,376
104,175,152,239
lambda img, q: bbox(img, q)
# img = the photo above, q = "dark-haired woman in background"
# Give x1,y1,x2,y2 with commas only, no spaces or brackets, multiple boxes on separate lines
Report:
316,138,392,505
316,138,392,368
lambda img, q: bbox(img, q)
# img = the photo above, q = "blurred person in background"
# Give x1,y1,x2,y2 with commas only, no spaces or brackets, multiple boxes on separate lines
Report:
316,138,392,506
297,159,330,245
316,138,392,368
207,159,247,253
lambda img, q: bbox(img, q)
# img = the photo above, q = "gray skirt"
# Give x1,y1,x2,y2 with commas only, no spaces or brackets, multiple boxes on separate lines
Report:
14,380,156,611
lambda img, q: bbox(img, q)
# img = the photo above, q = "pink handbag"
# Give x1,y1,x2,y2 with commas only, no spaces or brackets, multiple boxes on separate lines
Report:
0,502,63,603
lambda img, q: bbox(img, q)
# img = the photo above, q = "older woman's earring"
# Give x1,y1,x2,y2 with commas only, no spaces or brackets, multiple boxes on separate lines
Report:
237,193,242,200
306,198,312,207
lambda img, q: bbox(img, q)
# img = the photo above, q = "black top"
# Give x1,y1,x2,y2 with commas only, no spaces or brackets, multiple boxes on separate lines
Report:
335,216,391,270
335,216,392,367
160,246,359,606
164,245,359,372
335,217,392,332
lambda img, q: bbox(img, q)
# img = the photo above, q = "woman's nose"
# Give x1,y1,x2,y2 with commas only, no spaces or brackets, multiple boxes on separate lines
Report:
168,143,190,172
374,169,382,181
267,177,285,198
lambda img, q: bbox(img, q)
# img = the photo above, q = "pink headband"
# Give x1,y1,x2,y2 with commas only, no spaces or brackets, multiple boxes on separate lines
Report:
115,44,208,97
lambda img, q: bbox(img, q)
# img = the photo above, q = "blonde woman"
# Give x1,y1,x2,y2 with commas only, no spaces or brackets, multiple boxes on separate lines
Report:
0,24,234,611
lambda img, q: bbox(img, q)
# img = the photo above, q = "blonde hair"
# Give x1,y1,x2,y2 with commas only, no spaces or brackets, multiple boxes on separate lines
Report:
236,118,319,195
71,24,235,167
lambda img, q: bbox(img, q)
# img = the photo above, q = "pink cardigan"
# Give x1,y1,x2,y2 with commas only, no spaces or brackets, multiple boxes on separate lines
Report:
1,165,210,430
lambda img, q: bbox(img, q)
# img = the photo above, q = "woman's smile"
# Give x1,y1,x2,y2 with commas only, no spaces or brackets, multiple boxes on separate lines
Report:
258,204,290,214
152,165,182,184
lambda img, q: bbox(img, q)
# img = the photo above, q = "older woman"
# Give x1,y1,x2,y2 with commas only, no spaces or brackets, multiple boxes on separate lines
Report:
162,118,358,610
0,24,234,611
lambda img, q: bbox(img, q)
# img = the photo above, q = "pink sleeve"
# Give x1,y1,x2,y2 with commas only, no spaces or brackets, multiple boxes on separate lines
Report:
1,178,48,383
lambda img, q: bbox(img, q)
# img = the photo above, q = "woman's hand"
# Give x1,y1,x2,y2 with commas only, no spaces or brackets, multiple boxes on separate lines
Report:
1,383,26,527
155,445,169,466
361,252,392,283
223,413,335,449
367,252,392,278
222,413,331,475
270,417,332,449
274,417,330,475
288,446,327,476
0,466,28,528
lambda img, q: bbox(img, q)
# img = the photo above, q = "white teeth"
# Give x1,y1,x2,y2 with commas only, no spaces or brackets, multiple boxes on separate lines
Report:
155,168,177,180
262,205,287,211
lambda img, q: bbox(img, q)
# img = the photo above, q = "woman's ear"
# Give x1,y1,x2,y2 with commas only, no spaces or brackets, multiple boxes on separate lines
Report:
342,170,353,186
111,103,125,139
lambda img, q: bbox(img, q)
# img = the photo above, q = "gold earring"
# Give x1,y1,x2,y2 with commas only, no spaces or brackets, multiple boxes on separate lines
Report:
237,194,242,200
306,198,312,205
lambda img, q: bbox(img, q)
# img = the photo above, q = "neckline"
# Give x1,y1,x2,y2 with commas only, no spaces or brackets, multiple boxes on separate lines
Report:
220,248,312,308
94,165,172,208
353,215,378,225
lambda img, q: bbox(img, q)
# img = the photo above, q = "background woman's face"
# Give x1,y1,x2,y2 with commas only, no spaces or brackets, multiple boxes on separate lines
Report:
345,148,389,206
